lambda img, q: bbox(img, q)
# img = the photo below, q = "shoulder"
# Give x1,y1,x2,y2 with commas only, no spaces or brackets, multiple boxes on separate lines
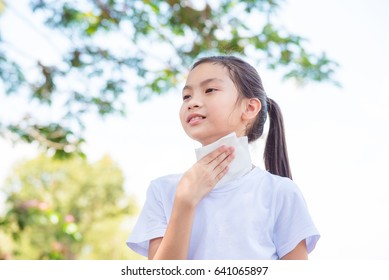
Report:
147,173,183,197
250,168,304,204
251,167,298,193
150,173,182,187
258,170,309,215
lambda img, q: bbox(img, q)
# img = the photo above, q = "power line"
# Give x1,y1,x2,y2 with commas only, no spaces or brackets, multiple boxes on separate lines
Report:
2,0,65,56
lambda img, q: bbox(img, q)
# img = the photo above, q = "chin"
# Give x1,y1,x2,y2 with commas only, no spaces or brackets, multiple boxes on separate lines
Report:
185,133,208,146
185,129,228,146
195,136,222,146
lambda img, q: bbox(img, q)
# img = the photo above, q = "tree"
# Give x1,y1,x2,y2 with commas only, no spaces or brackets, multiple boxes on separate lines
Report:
0,0,339,157
0,154,139,259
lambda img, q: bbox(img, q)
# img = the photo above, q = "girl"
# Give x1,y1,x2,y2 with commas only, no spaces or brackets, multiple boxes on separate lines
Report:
127,55,320,260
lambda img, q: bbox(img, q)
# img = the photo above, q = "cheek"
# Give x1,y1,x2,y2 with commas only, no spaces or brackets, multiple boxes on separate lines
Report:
179,106,186,125
225,106,244,127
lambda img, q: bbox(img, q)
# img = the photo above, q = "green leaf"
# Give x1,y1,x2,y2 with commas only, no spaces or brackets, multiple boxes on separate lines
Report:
0,0,339,156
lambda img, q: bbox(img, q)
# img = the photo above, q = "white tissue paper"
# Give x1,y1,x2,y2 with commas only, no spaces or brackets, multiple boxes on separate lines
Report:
195,132,252,189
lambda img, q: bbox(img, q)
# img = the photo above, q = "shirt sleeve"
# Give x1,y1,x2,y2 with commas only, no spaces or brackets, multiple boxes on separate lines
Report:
273,179,320,259
126,181,167,257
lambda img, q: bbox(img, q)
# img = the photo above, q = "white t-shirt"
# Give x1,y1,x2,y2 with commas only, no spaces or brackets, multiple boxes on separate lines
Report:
126,167,320,259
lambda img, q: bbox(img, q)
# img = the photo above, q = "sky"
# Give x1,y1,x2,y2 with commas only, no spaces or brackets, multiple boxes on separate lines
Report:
1,0,389,260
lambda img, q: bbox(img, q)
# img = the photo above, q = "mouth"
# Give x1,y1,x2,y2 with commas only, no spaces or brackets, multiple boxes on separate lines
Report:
187,114,206,124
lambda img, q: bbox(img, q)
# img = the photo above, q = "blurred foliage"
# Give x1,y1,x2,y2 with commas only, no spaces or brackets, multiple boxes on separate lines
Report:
0,154,140,259
0,0,5,14
0,0,339,157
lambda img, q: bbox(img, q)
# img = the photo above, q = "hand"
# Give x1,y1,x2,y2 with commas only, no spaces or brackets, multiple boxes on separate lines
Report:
175,145,235,207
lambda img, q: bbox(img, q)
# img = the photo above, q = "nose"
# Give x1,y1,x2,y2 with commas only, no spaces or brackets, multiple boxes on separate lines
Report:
187,94,202,110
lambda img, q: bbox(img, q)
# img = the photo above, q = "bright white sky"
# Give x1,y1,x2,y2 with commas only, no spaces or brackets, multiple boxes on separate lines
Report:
1,0,388,260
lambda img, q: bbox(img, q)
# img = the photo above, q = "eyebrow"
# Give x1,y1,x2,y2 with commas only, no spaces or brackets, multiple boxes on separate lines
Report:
183,78,224,91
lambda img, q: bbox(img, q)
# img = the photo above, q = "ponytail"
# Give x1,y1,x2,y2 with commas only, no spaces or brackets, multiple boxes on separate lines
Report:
264,98,293,180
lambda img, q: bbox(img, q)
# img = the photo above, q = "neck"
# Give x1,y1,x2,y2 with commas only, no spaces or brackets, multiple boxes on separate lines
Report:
195,132,252,188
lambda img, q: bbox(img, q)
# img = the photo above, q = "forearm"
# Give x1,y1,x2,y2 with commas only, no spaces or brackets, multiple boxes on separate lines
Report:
151,198,196,260
280,240,308,260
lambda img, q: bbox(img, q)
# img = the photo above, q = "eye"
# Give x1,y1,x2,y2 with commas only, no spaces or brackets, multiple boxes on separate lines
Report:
205,88,217,93
182,94,191,101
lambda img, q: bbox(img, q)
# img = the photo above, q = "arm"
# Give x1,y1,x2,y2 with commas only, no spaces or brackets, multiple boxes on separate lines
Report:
148,145,235,260
280,240,308,260
148,198,196,259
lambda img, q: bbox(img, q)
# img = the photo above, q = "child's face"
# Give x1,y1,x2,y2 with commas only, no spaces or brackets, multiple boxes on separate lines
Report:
180,62,247,146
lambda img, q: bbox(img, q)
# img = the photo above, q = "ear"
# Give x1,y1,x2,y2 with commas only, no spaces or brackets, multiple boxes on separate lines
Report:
242,98,261,122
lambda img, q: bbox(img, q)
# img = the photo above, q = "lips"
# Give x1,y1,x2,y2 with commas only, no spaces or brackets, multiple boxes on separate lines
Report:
187,113,206,124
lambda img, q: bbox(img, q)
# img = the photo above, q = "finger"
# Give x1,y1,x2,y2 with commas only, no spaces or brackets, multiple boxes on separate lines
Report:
213,152,235,178
200,145,230,165
208,146,234,170
214,154,235,181
215,166,229,182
